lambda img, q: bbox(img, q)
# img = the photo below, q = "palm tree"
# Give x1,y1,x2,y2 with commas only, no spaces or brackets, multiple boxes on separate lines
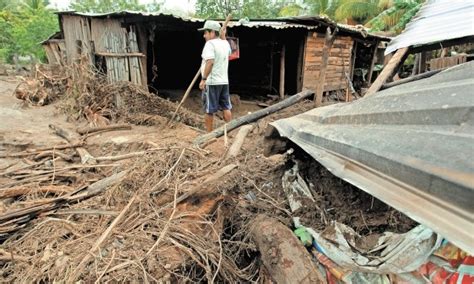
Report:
366,0,424,33
305,0,343,18
334,0,390,23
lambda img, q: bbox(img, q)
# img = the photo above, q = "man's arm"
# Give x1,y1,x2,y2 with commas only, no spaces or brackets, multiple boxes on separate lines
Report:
220,26,226,40
199,59,214,90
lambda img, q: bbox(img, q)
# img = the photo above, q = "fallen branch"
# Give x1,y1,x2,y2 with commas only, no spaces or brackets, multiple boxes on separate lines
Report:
49,124,95,164
0,143,83,159
76,124,132,135
194,90,313,146
0,185,73,199
0,171,127,237
69,193,138,282
34,150,74,162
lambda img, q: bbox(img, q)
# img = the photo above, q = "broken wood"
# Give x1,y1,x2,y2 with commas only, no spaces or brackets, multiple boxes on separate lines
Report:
34,150,74,162
250,215,325,283
315,27,338,107
226,125,253,159
365,47,409,97
0,185,73,199
193,90,314,146
381,69,443,90
76,124,131,135
0,143,84,159
49,124,95,164
0,171,127,236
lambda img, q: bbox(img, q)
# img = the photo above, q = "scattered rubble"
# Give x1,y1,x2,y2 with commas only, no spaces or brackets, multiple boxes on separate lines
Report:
0,64,471,282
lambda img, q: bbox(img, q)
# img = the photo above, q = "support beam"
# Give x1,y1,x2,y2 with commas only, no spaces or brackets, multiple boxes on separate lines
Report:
366,41,379,84
365,47,409,97
279,44,286,100
315,27,337,107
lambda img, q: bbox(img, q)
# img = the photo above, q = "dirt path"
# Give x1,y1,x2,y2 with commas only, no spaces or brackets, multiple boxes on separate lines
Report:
0,76,69,150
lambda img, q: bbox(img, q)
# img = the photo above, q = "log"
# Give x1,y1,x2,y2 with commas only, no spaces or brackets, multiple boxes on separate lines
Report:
49,124,95,164
226,125,253,159
315,27,337,107
76,124,132,135
193,90,314,146
380,69,443,90
365,47,409,97
250,215,325,283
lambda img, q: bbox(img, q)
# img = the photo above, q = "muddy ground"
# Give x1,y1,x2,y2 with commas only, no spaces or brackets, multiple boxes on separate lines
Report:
0,72,417,282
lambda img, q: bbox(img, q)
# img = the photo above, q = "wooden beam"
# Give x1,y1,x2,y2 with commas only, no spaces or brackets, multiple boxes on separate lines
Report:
409,36,474,54
365,47,409,97
279,44,286,100
380,69,443,90
95,52,145,57
315,27,337,107
366,41,379,84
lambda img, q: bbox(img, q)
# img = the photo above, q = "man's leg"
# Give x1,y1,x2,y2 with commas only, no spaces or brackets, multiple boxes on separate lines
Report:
219,85,232,123
205,113,214,132
223,109,232,122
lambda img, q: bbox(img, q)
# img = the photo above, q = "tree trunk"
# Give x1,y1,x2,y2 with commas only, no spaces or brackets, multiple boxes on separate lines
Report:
194,90,313,146
250,215,325,283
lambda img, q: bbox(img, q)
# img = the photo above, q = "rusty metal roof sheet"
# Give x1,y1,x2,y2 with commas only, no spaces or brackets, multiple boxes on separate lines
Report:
56,11,388,39
385,0,474,54
269,61,474,254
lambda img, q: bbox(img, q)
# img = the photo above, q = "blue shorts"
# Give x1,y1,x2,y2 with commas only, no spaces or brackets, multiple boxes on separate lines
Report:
202,84,232,114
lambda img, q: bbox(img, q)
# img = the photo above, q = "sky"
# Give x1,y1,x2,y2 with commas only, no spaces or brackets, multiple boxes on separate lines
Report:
49,0,197,14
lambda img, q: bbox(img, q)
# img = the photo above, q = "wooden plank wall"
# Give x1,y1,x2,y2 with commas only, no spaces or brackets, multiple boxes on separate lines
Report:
43,40,66,65
62,15,93,64
430,54,467,70
91,18,144,86
302,32,353,92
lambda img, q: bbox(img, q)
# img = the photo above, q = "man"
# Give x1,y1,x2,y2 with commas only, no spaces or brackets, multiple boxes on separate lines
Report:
198,20,232,132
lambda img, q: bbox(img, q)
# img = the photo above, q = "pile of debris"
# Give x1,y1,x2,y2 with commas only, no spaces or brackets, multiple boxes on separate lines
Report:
14,61,202,128
1,67,471,283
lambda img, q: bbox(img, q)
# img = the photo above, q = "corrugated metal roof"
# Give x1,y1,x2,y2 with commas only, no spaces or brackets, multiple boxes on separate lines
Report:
269,61,474,254
56,11,388,39
385,0,474,54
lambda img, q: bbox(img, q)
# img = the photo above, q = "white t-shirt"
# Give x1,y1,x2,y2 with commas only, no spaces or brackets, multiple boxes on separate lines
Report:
201,39,231,85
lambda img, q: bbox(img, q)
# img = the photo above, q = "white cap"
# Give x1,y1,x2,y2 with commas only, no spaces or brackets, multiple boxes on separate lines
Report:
198,20,221,32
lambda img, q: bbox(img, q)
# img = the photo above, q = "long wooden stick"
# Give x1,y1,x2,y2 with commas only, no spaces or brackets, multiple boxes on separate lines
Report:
166,14,233,127
166,68,201,126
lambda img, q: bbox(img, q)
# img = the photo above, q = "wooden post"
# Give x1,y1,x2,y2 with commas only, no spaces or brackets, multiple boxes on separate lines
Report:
366,41,379,84
350,41,358,81
296,37,305,92
315,27,337,107
365,47,409,97
419,51,427,73
279,44,286,100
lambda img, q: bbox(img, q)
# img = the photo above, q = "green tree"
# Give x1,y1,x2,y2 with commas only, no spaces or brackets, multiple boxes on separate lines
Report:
70,0,162,13
195,0,285,19
0,0,58,63
366,0,424,33
305,0,343,18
